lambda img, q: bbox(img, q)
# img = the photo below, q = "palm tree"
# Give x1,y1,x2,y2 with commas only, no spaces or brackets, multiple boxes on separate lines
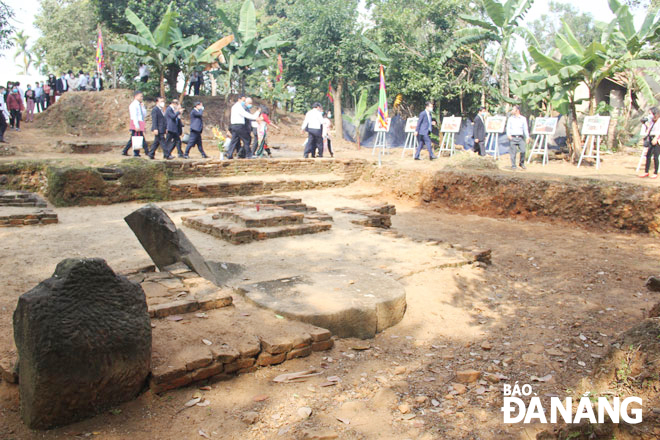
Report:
444,0,535,99
12,30,32,75
110,3,182,97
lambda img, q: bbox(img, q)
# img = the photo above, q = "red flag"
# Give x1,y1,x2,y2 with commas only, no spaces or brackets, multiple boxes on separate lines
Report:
276,54,283,82
327,81,335,103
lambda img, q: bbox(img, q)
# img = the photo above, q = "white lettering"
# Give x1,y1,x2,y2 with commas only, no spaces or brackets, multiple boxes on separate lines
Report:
597,397,619,424
621,397,643,424
524,397,547,424
550,397,572,423
574,397,597,424
502,397,525,423
521,384,533,396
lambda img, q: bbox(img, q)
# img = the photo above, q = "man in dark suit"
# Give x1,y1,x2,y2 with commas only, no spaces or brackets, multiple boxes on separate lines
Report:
184,102,208,159
55,73,68,95
414,101,437,160
164,99,184,158
148,97,169,159
92,73,103,91
472,107,487,156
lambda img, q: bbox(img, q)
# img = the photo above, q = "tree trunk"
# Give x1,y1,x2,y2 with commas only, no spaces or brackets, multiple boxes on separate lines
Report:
165,65,180,98
356,130,361,150
210,74,217,97
334,78,343,144
178,79,189,104
159,69,165,99
501,59,510,100
569,99,582,163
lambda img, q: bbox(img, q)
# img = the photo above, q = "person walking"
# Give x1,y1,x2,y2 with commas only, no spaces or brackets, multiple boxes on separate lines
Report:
6,86,24,131
639,107,660,179
472,107,487,156
506,105,530,170
301,102,324,158
164,99,184,158
322,111,334,158
47,74,57,106
414,101,437,160
184,102,208,159
121,90,147,157
148,97,169,159
226,96,259,159
0,86,9,142
24,85,36,122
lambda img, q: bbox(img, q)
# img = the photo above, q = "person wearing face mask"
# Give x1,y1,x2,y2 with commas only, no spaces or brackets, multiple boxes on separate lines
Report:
24,85,35,122
322,111,334,158
414,101,437,161
184,102,209,159
148,97,169,160
6,86,24,131
0,86,9,142
227,96,260,159
473,107,487,156
164,99,184,158
121,90,147,157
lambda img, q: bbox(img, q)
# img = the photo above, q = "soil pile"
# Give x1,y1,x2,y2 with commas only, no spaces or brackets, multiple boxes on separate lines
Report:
36,89,135,136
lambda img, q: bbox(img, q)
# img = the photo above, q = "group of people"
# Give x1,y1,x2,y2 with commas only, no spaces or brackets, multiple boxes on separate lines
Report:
225,95,279,159
121,91,206,160
301,102,334,158
0,81,49,134
50,71,104,97
415,103,530,170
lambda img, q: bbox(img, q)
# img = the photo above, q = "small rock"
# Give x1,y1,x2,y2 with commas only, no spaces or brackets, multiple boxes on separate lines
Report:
302,429,339,440
415,395,428,404
398,403,411,414
298,407,313,419
242,411,259,424
481,342,492,351
452,383,467,394
455,369,481,384
394,366,407,375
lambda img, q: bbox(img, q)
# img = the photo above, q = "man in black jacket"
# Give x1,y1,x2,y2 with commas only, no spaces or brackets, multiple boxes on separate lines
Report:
164,99,184,158
148,97,169,159
184,102,208,159
473,107,487,156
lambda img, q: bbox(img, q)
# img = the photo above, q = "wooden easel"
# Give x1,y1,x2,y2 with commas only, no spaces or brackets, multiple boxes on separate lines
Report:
402,132,418,158
438,132,456,157
577,135,603,169
527,134,550,166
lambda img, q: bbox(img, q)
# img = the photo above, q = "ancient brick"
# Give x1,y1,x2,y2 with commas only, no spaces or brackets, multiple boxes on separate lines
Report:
309,327,332,342
149,299,198,319
151,363,187,384
311,339,334,352
41,218,58,225
293,333,313,349
191,361,223,382
197,292,233,311
151,373,192,393
212,345,240,363
286,345,312,360
224,357,255,374
260,337,293,355
256,352,286,366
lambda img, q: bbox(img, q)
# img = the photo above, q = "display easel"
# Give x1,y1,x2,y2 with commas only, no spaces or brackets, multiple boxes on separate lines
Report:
576,116,610,170
577,135,604,169
485,133,500,159
402,132,418,158
636,147,648,172
372,117,391,157
527,135,550,166
438,132,456,156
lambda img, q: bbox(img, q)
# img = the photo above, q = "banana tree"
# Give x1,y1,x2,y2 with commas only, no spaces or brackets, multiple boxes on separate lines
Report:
213,0,285,96
605,0,660,126
446,0,536,99
348,89,379,149
109,3,181,97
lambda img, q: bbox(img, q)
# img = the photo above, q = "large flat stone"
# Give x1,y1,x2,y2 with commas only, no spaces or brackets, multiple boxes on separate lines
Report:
236,266,406,339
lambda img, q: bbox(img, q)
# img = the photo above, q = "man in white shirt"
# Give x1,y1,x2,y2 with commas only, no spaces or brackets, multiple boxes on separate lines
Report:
78,71,88,91
139,64,150,83
121,90,147,157
226,96,260,159
301,102,324,158
0,86,9,143
506,105,530,170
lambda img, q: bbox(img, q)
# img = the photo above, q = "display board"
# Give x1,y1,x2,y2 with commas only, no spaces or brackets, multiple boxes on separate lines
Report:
485,116,507,134
404,117,418,133
375,117,392,132
532,117,559,135
581,116,611,136
441,116,462,133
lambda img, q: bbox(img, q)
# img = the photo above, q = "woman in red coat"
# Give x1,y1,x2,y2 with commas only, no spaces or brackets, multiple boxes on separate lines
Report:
6,87,24,131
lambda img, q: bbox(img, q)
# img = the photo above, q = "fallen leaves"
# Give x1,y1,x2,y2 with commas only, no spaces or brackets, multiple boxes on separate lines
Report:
272,369,322,383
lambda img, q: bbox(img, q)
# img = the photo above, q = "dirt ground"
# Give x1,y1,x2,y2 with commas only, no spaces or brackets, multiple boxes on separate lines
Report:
2,94,660,439
1,183,659,439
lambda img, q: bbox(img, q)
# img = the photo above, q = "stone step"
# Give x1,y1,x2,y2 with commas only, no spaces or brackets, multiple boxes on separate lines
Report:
168,174,348,200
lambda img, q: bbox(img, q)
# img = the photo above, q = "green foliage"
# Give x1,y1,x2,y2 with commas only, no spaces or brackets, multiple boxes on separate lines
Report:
0,1,15,52
348,89,379,148
12,30,32,75
92,0,220,41
528,1,600,54
34,0,121,75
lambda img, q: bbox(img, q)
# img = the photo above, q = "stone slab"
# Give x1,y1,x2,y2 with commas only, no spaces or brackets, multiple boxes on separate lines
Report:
236,265,406,339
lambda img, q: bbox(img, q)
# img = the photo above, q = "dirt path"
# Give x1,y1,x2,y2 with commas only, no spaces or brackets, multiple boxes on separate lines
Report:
1,184,659,439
